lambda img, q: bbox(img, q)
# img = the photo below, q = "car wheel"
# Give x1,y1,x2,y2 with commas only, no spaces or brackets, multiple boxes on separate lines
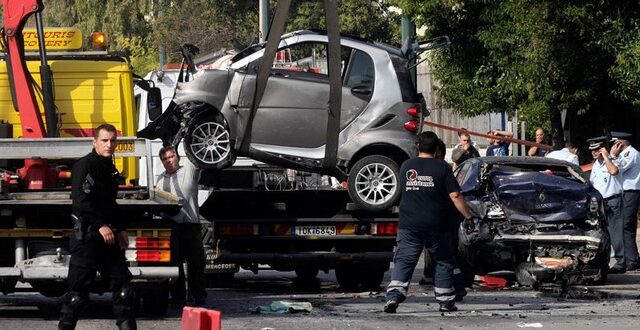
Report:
347,155,400,212
184,112,233,169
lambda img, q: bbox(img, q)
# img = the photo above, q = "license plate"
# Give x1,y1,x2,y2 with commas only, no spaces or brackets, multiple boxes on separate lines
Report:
295,226,336,236
115,141,135,153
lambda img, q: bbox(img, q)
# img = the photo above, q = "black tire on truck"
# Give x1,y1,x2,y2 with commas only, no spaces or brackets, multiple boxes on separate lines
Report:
295,267,320,283
205,272,235,288
335,265,359,291
141,287,169,317
359,267,387,290
184,110,233,170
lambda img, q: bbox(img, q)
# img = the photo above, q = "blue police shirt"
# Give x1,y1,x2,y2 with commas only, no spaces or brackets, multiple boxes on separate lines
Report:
614,145,640,191
589,158,623,198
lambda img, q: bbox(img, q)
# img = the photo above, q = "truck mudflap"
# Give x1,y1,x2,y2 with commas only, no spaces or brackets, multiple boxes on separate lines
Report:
220,251,393,264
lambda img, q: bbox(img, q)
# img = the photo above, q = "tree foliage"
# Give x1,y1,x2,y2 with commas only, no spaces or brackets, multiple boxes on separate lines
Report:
391,0,640,140
0,1,399,75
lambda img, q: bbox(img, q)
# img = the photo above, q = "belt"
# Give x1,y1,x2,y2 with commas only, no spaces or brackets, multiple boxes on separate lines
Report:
604,194,622,201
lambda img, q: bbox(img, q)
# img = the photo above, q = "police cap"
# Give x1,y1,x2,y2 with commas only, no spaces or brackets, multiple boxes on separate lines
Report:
587,136,607,150
610,131,632,141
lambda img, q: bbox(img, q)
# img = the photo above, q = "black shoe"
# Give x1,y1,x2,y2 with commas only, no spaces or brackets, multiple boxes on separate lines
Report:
454,288,467,302
609,266,627,274
383,300,399,313
626,263,640,271
439,301,458,312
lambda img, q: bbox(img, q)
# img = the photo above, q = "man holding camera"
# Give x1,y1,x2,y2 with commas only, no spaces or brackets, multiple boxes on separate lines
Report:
588,136,624,273
611,133,640,271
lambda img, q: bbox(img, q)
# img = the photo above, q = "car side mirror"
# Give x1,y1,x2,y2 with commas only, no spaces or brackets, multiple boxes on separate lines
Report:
147,87,163,121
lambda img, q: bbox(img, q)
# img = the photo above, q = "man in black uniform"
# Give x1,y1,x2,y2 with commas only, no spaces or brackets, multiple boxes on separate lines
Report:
59,124,136,330
384,131,474,313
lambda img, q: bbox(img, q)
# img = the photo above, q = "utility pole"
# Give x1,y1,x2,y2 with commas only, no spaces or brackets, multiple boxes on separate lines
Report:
158,0,165,69
401,15,416,87
259,0,270,42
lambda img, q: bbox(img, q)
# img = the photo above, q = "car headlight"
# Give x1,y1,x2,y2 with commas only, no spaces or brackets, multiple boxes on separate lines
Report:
487,204,506,220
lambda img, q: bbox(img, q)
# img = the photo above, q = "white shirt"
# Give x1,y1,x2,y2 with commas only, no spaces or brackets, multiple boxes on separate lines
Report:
614,145,640,191
545,148,579,165
155,161,202,224
589,158,623,199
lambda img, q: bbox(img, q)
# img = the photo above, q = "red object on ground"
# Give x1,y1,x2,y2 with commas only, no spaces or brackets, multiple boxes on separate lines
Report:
181,307,221,330
478,275,507,288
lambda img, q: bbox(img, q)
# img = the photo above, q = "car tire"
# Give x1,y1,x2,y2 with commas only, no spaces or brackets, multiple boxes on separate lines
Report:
347,155,401,212
184,111,233,169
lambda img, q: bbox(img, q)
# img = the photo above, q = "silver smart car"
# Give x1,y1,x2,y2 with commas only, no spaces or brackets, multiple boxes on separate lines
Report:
139,30,434,212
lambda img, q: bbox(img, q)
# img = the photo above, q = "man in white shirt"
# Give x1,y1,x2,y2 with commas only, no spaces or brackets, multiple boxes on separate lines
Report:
588,137,624,273
156,146,208,305
546,139,580,165
611,133,640,271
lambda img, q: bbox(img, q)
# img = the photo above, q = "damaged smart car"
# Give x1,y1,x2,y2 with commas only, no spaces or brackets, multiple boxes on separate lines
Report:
455,157,610,287
139,30,449,211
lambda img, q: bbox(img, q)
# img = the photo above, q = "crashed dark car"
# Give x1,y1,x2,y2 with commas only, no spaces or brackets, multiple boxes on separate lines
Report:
454,157,610,287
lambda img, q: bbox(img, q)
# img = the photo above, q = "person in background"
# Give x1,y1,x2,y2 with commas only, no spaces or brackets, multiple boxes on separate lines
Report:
610,133,640,271
588,137,625,273
384,131,474,314
451,131,480,169
528,128,549,157
156,146,208,306
545,138,580,165
486,130,513,156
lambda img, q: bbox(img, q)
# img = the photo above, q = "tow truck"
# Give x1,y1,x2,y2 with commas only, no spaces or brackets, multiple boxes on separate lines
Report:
0,0,180,315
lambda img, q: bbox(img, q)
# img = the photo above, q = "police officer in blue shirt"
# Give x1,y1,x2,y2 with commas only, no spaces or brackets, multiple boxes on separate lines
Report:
611,132,640,271
588,136,625,273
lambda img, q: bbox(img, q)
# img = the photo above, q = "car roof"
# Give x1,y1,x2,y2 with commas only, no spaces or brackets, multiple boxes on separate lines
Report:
473,156,582,171
271,29,404,57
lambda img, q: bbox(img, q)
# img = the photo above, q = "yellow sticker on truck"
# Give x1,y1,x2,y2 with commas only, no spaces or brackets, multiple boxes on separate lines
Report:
0,28,83,51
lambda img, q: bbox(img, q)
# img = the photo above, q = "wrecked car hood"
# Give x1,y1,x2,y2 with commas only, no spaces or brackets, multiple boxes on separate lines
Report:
491,170,593,223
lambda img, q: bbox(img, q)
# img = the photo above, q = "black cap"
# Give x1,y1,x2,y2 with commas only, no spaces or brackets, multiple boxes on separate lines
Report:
587,136,607,150
610,131,632,141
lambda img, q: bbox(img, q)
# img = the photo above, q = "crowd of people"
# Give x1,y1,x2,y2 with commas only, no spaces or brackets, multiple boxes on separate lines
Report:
385,128,640,313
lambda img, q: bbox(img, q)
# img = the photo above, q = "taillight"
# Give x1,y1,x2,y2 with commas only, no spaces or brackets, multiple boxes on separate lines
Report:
126,250,171,262
404,120,419,133
370,222,398,236
218,224,258,236
407,106,420,118
126,235,171,263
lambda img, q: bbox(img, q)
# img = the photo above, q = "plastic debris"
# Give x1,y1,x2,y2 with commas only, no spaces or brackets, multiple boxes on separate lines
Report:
254,301,313,314
517,322,543,328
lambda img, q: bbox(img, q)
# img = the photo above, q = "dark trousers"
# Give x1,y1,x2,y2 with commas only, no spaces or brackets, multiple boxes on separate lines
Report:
423,225,465,293
59,233,135,330
606,196,625,268
386,228,455,303
622,190,640,267
170,222,207,302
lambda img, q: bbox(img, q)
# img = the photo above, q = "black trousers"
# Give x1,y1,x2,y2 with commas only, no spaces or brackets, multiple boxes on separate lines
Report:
170,222,207,302
606,196,625,268
59,232,135,330
622,190,640,267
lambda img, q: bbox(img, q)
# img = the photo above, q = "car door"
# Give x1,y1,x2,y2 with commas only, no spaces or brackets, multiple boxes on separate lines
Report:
232,40,373,156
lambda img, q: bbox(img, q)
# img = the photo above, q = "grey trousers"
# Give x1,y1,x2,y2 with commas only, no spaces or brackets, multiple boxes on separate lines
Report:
622,191,640,267
606,196,625,268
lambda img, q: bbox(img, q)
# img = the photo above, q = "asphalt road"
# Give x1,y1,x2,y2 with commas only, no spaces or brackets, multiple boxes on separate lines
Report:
1,265,640,330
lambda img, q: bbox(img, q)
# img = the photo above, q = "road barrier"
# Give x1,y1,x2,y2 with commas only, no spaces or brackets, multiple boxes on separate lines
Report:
181,307,221,330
